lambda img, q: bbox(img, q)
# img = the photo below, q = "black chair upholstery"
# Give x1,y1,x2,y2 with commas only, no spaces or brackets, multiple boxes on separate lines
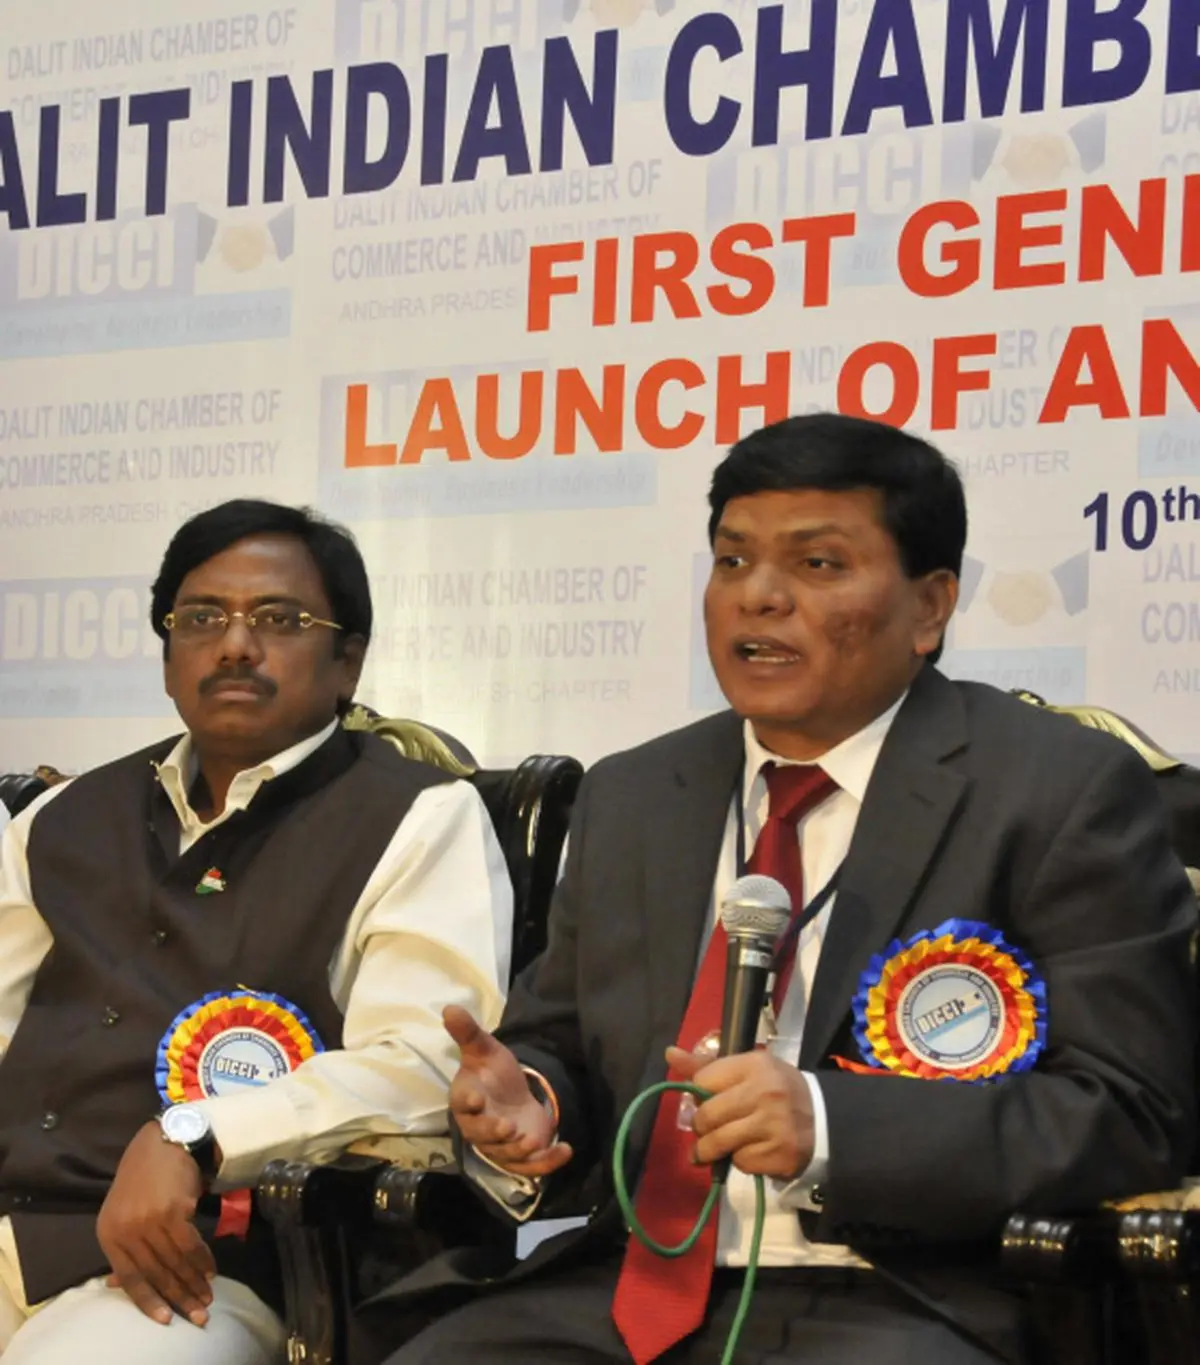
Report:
257,749,583,1365
0,772,50,817
472,757,582,977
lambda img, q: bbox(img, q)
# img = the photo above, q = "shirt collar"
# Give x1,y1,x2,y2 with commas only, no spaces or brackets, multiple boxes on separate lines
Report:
741,691,908,810
154,717,340,826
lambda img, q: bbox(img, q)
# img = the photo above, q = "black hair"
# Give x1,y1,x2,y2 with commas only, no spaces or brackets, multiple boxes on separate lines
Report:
708,413,966,577
150,499,372,656
708,414,966,664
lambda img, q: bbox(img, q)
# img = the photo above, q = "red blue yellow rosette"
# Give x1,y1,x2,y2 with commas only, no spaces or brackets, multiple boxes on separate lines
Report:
845,919,1046,1083
155,988,324,1105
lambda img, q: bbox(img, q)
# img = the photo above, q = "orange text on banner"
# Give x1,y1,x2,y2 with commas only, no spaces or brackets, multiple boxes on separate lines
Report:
342,319,1200,466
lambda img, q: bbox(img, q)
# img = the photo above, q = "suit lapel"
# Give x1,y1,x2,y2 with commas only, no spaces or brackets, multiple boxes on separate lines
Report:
800,668,971,1069
643,712,744,1065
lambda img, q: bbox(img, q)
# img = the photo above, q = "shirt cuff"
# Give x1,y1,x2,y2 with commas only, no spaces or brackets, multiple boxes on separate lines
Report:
457,1065,558,1223
776,1071,830,1211
189,1087,300,1189
461,1145,545,1223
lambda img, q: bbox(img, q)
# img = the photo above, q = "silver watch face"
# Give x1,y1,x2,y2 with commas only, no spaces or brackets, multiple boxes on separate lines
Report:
160,1105,210,1147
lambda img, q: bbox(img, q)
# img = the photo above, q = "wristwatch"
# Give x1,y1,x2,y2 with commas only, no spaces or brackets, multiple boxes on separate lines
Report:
159,1105,218,1183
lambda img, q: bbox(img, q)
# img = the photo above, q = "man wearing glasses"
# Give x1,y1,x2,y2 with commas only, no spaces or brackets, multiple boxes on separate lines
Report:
0,499,513,1365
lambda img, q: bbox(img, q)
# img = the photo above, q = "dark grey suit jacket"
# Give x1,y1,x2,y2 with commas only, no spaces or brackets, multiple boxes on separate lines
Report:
381,668,1198,1360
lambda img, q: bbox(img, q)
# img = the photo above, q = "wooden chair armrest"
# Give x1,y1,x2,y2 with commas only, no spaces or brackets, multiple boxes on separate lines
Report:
1000,1209,1119,1282
372,1164,509,1248
257,1155,387,1365
1115,1208,1200,1280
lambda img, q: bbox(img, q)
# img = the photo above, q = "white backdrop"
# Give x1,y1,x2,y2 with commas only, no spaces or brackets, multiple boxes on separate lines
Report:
2,0,1199,772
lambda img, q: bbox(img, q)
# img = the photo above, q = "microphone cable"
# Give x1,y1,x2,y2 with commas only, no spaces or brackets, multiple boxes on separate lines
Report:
613,1080,765,1365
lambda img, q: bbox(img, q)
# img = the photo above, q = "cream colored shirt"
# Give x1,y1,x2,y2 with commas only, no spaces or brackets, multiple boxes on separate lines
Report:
0,720,514,1187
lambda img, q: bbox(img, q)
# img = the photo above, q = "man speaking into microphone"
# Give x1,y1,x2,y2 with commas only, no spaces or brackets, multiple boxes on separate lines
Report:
375,413,1196,1364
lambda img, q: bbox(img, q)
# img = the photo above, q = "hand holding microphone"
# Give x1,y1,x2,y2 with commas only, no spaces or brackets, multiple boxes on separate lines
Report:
667,875,817,1183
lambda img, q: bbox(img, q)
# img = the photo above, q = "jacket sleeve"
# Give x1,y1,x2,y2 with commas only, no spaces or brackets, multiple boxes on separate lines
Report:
497,770,601,1182
810,742,1198,1244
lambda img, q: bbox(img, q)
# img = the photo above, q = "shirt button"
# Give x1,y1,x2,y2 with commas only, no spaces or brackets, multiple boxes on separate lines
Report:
40,1112,58,1131
101,1007,121,1027
809,1183,825,1207
151,930,168,947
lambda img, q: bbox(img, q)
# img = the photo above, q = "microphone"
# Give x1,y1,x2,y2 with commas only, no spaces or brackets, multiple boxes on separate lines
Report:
712,875,791,1185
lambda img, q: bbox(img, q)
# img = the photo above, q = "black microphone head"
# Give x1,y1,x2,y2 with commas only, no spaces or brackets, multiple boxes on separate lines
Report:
719,875,790,943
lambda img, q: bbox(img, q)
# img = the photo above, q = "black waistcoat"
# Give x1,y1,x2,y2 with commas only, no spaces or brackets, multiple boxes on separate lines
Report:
0,726,453,1306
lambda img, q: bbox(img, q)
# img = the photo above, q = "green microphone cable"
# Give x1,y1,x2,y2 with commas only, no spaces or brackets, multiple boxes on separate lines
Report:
613,1080,765,1365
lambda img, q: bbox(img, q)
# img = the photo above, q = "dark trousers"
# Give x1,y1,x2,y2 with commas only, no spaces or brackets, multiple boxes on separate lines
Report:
378,1261,1013,1365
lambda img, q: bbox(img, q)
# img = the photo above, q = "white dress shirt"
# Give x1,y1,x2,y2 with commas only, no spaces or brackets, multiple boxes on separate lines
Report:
713,698,903,1267
0,720,514,1188
0,805,8,839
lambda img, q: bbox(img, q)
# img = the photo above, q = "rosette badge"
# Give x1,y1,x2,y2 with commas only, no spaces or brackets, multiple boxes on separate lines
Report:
848,919,1046,1083
156,989,324,1104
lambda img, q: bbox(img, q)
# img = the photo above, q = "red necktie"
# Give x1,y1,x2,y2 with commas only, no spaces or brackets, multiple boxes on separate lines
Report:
750,765,840,1010
612,763,836,1364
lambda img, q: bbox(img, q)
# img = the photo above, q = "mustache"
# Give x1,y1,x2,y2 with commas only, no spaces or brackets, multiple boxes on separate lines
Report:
199,666,277,698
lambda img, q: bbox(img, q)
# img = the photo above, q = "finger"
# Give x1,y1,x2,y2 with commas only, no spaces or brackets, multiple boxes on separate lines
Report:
474,1130,554,1165
140,1229,211,1324
458,1111,532,1148
443,1005,494,1059
665,1046,705,1079
453,1113,497,1150
667,1048,758,1092
154,1220,213,1302
726,1135,802,1179
689,1052,765,1093
471,1107,556,1160
107,1251,173,1326
692,1115,766,1166
691,1084,759,1138
165,1218,217,1294
448,1077,488,1116
488,1142,574,1178
195,1238,217,1283
454,1115,514,1153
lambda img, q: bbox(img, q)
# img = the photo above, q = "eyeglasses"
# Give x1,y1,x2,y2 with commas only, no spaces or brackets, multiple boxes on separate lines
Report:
162,605,343,640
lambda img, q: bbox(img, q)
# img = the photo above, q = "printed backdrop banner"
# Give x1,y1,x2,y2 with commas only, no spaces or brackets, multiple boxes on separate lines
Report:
2,0,1200,772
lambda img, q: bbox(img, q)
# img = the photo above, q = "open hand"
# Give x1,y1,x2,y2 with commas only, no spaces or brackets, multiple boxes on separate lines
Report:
97,1121,216,1326
445,1005,573,1178
668,1046,815,1181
